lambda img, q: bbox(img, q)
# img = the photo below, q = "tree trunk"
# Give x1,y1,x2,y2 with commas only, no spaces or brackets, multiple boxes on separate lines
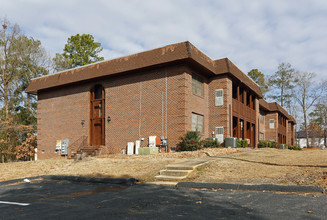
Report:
4,84,9,119
303,106,309,148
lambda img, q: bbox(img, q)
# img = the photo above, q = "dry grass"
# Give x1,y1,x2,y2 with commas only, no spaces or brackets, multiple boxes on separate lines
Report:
3,148,327,187
187,148,327,187
0,148,242,183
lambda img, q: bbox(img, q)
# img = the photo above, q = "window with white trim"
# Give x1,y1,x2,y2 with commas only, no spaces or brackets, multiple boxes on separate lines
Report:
215,127,224,143
215,89,223,106
192,75,203,96
269,119,275,129
192,113,203,133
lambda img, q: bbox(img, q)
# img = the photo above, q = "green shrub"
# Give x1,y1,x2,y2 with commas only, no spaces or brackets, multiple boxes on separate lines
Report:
288,145,302,151
258,141,268,148
201,138,222,148
176,131,202,151
237,140,242,148
237,139,248,148
242,140,248,148
270,141,277,148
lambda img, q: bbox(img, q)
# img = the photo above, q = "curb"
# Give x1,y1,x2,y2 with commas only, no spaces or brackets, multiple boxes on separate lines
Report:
0,175,138,186
43,175,138,185
0,176,45,186
177,182,326,193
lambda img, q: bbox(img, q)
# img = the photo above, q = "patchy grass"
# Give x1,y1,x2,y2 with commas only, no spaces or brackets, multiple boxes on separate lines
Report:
0,148,242,183
3,148,326,187
188,148,327,187
0,157,184,183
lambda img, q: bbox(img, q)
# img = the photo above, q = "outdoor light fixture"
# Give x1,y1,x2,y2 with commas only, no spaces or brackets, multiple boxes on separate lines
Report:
81,119,85,127
107,116,111,122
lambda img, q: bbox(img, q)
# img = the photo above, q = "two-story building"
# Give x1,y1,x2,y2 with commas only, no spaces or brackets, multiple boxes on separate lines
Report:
26,41,296,159
259,99,296,145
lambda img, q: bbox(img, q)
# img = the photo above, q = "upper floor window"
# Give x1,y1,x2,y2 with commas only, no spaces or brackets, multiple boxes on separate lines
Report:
192,74,203,96
93,84,103,99
215,89,223,106
269,119,275,129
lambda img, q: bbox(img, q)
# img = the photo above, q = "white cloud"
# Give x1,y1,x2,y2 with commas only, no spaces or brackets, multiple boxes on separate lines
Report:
1,0,327,79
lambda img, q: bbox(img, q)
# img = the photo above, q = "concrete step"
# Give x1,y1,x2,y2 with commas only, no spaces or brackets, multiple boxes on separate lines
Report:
166,164,196,170
159,169,192,177
155,175,187,182
147,181,178,186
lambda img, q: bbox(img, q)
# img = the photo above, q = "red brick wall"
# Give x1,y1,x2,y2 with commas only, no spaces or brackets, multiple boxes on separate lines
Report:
255,99,260,146
37,65,188,159
102,66,187,154
184,68,209,137
36,61,293,159
37,84,91,159
287,122,295,145
259,110,266,141
265,113,278,142
208,76,232,140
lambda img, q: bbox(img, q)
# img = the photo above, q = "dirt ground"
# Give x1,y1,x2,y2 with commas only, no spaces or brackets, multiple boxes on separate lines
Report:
1,147,327,187
187,148,327,187
0,148,242,183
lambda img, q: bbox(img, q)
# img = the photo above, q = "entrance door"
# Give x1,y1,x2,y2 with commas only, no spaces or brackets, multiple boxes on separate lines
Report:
90,85,105,146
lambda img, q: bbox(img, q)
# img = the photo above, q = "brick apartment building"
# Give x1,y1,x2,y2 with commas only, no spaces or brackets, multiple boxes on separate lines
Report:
259,99,296,146
26,41,296,159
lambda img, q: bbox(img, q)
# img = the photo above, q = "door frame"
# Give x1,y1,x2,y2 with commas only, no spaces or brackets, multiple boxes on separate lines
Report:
90,85,105,146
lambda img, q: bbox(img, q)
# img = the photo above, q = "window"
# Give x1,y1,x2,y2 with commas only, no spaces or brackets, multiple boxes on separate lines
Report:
259,132,264,140
269,119,275,129
215,89,223,106
192,113,203,133
215,127,224,143
94,85,103,99
192,75,203,96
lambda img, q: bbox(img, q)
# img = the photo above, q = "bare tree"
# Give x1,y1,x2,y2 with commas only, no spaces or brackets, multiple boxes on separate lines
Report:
0,18,51,161
293,71,326,148
0,18,21,119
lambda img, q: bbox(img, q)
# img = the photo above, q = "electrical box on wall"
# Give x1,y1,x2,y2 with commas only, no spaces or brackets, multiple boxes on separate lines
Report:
56,140,61,151
135,140,141,155
149,136,156,147
127,142,134,155
61,139,69,155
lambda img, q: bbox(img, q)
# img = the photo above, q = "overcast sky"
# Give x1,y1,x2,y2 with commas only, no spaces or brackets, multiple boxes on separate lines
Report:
1,0,327,79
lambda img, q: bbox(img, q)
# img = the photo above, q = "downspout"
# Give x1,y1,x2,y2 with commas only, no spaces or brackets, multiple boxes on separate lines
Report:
165,71,168,138
162,91,164,137
139,81,142,139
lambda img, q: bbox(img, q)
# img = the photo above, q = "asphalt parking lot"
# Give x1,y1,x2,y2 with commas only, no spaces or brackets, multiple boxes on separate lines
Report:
0,177,327,219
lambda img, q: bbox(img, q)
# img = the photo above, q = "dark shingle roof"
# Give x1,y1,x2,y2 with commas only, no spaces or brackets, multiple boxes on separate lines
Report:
259,99,296,123
296,130,323,138
26,41,262,97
